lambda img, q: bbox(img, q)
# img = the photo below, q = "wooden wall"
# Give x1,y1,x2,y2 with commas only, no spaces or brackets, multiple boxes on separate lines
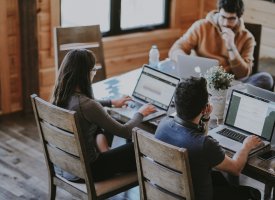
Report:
0,0,22,115
243,0,275,58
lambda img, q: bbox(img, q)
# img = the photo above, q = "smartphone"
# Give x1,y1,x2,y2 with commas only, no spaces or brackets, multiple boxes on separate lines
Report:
258,150,275,160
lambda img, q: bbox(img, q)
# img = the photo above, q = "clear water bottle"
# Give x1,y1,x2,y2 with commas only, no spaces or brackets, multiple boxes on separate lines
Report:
149,45,160,68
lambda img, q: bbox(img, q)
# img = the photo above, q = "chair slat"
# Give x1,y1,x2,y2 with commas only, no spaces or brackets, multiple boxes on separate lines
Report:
41,121,79,156
35,97,75,132
144,181,180,200
141,157,185,197
56,25,101,44
137,131,184,171
46,144,85,179
133,128,194,200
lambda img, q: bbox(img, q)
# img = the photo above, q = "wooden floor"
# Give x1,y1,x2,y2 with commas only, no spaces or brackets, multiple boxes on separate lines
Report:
0,113,140,200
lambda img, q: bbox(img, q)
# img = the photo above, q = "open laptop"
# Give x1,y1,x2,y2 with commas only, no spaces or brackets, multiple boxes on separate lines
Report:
175,55,219,78
208,89,275,155
110,65,180,122
246,84,275,102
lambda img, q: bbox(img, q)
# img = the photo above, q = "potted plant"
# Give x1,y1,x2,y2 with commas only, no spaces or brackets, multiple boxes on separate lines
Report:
204,66,235,91
204,66,235,119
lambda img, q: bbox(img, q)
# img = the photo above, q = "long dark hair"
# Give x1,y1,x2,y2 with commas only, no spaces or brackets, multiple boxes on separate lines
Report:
51,49,95,107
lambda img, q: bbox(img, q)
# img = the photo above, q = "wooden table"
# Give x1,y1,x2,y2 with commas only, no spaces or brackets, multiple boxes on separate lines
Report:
93,69,275,199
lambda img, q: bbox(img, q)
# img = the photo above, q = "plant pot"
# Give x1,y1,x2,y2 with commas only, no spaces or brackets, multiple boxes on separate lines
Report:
209,89,228,120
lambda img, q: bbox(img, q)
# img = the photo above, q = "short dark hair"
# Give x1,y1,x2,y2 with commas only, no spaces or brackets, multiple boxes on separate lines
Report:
218,0,244,18
51,49,96,107
175,77,209,120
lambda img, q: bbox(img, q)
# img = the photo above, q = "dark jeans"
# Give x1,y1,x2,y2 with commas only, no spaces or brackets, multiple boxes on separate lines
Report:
212,171,261,200
91,142,136,181
241,72,274,91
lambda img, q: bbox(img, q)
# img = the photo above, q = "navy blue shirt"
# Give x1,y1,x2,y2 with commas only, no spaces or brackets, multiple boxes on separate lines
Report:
155,117,225,200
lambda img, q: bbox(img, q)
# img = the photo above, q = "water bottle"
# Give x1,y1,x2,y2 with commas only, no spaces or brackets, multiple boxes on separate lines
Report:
149,45,160,68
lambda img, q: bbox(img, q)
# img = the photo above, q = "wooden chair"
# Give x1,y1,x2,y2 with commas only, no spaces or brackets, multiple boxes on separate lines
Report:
244,22,262,75
31,94,138,200
54,25,106,83
133,128,194,200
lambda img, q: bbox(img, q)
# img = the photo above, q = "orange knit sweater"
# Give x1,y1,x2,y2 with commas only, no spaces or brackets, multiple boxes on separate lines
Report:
169,10,255,79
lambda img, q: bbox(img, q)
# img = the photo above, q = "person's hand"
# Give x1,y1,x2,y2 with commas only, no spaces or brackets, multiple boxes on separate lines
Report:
138,104,156,117
204,103,213,117
202,103,213,120
242,135,263,151
111,95,132,108
221,27,235,49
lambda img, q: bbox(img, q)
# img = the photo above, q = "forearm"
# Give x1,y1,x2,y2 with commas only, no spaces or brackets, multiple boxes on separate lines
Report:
228,46,251,78
97,99,112,107
169,38,190,61
231,147,250,175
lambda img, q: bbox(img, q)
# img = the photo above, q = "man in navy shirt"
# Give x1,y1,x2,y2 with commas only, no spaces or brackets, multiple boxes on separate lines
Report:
155,77,262,200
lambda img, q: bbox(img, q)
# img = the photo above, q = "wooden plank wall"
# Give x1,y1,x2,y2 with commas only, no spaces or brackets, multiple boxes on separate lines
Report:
243,0,275,58
0,0,22,115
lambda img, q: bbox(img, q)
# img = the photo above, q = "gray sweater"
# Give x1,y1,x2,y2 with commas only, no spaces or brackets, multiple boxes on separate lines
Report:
66,93,143,163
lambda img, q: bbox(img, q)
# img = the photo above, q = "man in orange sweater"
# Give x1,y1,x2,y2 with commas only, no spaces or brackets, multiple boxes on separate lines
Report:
169,0,273,90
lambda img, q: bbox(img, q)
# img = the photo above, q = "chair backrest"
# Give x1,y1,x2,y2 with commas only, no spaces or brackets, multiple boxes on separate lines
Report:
54,25,106,82
244,22,262,75
30,94,96,199
133,128,194,200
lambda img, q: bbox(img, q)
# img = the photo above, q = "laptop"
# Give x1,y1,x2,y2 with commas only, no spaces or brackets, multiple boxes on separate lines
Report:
175,55,219,78
246,84,275,102
110,65,180,122
208,89,275,155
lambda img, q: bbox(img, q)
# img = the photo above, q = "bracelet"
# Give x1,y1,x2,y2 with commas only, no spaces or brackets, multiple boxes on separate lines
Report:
201,116,210,122
227,48,234,52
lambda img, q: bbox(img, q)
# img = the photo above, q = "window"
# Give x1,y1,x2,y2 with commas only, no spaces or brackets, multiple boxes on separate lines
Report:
61,0,170,36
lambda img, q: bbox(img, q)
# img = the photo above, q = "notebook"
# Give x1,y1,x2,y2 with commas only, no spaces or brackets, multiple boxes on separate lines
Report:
208,90,275,155
175,55,219,78
110,65,180,122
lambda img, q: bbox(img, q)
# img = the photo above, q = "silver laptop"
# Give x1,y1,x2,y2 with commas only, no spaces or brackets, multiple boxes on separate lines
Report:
208,90,275,155
175,55,219,78
246,84,275,102
110,65,180,122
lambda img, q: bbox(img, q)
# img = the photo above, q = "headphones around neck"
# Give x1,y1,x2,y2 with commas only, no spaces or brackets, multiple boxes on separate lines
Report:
173,115,205,132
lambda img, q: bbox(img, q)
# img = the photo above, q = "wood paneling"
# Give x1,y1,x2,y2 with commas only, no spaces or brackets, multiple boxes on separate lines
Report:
243,0,275,58
0,0,22,114
19,0,39,113
103,29,182,77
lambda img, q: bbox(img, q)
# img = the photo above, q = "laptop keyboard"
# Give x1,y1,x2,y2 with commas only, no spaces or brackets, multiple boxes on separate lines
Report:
127,101,142,110
217,128,247,143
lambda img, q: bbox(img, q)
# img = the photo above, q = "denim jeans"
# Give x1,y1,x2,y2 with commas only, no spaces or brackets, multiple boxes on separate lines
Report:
241,72,274,91
54,165,80,181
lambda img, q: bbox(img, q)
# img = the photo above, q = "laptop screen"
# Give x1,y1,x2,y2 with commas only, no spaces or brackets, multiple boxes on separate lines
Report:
132,65,180,110
225,90,275,141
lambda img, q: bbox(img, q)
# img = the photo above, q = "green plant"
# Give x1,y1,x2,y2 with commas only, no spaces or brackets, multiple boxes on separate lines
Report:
204,66,235,90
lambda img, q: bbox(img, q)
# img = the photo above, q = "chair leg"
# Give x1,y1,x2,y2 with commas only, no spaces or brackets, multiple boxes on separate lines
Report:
48,179,57,200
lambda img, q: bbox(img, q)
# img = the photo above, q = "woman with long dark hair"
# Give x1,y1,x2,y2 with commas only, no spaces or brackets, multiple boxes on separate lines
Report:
51,49,155,182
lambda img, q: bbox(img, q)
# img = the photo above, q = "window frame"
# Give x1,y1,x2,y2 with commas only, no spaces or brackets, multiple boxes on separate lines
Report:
60,0,171,37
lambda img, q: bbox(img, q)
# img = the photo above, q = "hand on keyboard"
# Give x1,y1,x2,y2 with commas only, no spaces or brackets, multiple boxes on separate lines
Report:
138,104,156,117
111,95,132,108
243,135,264,151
